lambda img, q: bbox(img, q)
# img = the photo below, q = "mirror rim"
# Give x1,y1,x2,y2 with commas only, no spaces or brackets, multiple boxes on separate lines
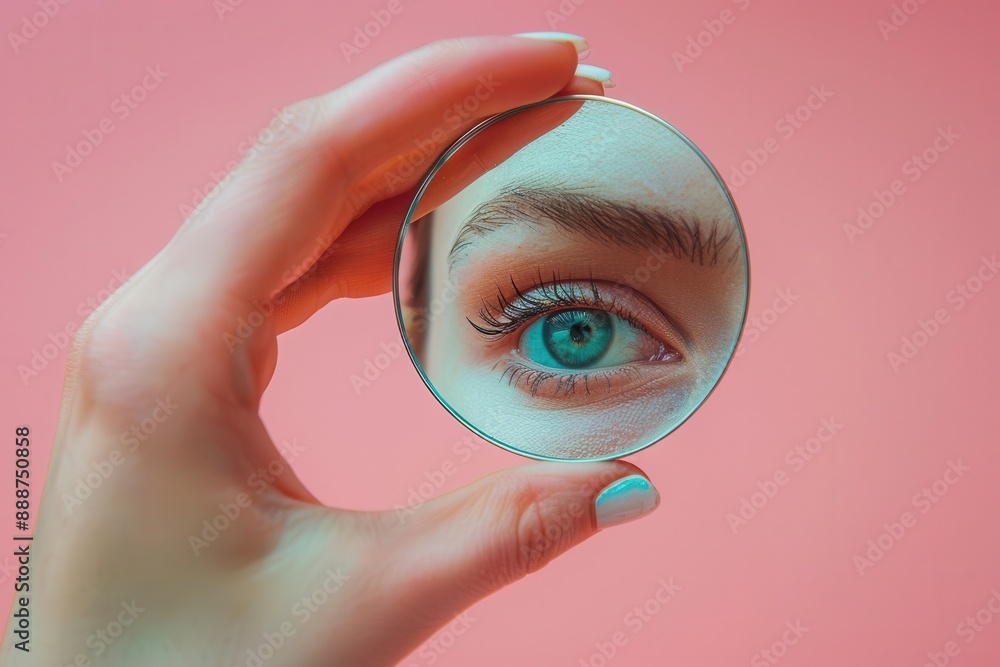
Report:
392,94,752,462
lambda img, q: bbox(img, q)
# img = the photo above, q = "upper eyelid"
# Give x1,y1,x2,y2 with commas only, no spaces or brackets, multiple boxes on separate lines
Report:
469,276,693,355
469,274,609,338
477,275,590,327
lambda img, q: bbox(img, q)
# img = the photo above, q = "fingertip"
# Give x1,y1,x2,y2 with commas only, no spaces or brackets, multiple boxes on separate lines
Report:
555,74,606,97
500,33,585,85
376,459,656,611
514,459,657,531
510,31,590,58
594,473,660,530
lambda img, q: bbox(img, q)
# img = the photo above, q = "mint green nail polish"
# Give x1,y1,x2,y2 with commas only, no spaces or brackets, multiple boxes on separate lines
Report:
594,475,659,529
574,63,614,88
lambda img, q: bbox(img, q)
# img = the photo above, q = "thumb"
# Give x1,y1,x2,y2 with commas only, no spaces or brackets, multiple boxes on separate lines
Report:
380,460,660,623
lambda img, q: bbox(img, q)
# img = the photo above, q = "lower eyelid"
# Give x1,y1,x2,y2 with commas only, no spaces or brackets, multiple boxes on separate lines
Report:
496,359,640,398
496,353,684,402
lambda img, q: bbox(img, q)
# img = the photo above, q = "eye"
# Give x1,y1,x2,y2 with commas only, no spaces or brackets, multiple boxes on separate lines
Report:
519,307,676,369
467,277,688,399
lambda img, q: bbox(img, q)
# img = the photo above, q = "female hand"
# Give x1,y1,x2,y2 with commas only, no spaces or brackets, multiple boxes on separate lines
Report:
2,35,660,667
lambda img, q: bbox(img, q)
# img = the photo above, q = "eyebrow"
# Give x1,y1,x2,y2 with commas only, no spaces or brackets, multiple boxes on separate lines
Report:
447,185,741,272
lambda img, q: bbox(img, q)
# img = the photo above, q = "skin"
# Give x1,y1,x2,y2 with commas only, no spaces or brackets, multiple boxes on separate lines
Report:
0,37,659,667
405,101,747,459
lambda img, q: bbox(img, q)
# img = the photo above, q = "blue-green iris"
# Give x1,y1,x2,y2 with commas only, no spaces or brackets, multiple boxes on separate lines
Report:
541,309,614,368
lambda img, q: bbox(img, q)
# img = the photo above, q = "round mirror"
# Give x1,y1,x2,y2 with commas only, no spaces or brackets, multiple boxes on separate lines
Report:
394,96,749,461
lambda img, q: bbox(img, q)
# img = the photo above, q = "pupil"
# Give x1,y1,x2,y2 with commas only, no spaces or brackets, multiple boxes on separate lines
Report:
542,309,613,368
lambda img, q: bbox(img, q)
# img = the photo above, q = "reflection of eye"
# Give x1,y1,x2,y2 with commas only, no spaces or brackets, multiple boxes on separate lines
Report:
528,309,613,368
521,308,673,370
467,276,682,398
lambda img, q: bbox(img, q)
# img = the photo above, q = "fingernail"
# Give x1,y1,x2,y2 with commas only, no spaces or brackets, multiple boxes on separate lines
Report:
574,63,615,88
513,32,590,58
594,475,659,529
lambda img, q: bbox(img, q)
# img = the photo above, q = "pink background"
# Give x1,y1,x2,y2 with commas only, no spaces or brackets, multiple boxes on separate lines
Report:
2,0,999,665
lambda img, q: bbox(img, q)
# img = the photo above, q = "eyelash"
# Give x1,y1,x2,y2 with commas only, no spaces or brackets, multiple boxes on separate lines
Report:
467,270,649,340
496,361,642,398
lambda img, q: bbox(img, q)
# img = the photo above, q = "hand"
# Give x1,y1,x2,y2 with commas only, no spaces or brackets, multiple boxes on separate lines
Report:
2,35,659,667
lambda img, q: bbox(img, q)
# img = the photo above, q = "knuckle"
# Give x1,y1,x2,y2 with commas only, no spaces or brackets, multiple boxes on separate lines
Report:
65,287,179,415
273,99,321,144
260,99,322,157
66,286,125,378
405,37,482,98
415,37,480,63
515,496,551,578
485,475,577,587
262,97,352,180
67,300,135,390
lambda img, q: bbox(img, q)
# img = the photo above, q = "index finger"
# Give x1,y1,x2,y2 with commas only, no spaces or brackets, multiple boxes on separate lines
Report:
165,35,586,306
85,35,589,405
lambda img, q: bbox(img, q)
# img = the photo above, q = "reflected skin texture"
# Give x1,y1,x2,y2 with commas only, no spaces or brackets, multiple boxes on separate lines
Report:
403,101,747,459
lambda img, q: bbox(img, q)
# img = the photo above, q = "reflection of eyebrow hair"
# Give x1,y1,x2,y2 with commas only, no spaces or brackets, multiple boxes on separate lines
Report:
447,185,740,272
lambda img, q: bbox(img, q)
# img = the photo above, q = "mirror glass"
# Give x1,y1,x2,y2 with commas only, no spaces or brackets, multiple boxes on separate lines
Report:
394,96,749,460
